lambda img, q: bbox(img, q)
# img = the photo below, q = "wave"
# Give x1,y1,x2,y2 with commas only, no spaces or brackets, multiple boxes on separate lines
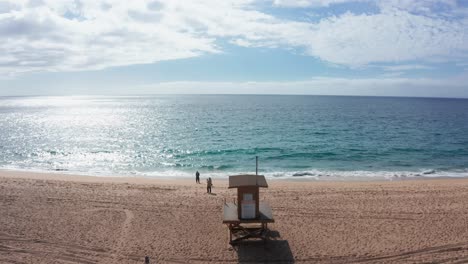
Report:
391,147,423,153
265,152,338,160
265,169,468,180
170,147,285,158
292,172,315,177
2,165,468,181
199,164,233,170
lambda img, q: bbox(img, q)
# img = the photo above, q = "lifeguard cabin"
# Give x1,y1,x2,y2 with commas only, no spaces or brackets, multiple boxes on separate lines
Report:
222,174,274,244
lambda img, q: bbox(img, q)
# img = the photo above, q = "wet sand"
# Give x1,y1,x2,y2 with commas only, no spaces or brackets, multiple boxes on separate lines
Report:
1,170,468,263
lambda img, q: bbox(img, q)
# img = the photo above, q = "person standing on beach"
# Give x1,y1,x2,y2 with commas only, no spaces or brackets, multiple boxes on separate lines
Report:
195,171,200,184
207,177,213,193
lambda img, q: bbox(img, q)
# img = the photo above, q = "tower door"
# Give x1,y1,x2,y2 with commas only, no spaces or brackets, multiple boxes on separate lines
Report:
241,193,256,219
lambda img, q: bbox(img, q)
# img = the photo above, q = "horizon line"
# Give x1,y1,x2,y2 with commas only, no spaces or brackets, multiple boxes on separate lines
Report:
1,93,468,100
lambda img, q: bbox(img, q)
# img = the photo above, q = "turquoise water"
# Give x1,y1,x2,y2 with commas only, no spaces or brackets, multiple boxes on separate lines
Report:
1,95,468,180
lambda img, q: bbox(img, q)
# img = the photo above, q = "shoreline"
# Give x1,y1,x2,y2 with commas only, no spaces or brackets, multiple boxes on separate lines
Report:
1,168,467,184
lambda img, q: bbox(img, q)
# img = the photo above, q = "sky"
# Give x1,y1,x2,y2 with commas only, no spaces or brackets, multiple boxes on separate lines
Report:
1,0,468,97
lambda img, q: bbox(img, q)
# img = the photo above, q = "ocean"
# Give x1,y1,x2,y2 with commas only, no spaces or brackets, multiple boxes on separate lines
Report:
1,95,468,180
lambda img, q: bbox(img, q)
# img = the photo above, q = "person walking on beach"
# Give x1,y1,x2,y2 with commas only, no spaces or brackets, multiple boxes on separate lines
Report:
195,171,200,184
207,177,213,193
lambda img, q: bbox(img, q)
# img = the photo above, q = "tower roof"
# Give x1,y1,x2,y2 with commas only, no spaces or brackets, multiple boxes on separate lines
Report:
228,174,268,188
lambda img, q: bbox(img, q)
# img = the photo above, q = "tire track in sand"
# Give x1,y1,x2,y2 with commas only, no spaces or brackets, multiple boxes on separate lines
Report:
93,208,135,263
116,209,134,251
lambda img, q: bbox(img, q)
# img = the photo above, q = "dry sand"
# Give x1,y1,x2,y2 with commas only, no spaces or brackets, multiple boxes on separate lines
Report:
1,170,468,263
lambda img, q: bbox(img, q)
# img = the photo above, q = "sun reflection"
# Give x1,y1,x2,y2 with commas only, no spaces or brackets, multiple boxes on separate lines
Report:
2,96,89,108
22,96,126,129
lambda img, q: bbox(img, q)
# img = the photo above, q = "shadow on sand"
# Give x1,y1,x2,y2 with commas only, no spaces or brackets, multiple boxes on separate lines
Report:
234,231,294,263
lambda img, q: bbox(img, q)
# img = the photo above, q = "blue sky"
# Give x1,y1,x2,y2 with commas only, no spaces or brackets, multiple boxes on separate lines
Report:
1,0,468,97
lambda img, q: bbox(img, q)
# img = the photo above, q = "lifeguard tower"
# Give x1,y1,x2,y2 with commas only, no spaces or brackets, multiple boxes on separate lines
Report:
222,170,274,244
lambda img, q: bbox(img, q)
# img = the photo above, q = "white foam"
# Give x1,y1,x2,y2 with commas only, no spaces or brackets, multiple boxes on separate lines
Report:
2,165,468,181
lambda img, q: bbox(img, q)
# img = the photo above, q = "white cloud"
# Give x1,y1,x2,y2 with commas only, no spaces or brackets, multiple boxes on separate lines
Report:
381,64,434,72
136,73,468,98
307,10,468,66
272,0,361,8
271,0,458,13
0,0,467,75
376,0,458,15
379,71,405,78
261,0,468,68
0,0,220,75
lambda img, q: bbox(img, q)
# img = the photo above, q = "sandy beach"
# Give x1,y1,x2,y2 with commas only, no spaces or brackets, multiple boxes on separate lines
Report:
1,171,468,263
